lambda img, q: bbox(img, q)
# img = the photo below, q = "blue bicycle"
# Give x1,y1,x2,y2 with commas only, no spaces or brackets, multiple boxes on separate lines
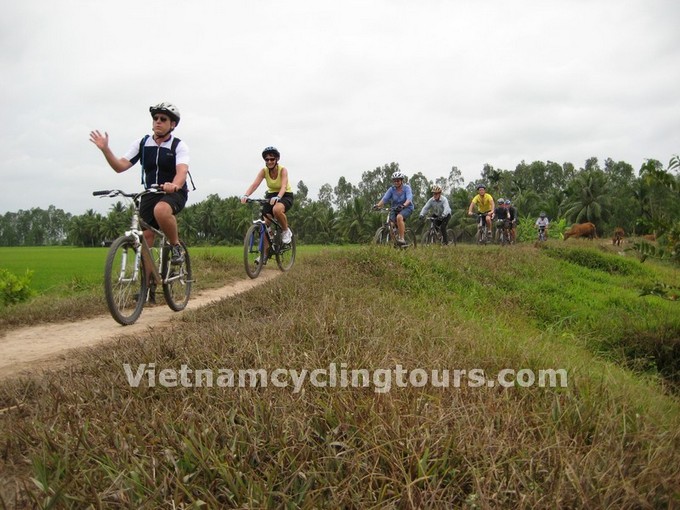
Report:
243,198,296,279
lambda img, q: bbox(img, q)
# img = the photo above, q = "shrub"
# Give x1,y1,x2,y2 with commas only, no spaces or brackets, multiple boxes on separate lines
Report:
517,215,567,242
0,268,35,306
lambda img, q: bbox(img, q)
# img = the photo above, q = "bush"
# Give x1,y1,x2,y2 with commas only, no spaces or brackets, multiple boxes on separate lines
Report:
0,268,35,306
517,215,567,242
545,246,642,275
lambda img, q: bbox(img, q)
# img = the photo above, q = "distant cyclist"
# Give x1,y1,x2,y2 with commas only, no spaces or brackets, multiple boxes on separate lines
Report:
493,198,511,242
467,184,495,239
504,199,518,243
419,185,452,245
535,211,550,240
374,171,414,246
241,146,294,245
89,101,189,265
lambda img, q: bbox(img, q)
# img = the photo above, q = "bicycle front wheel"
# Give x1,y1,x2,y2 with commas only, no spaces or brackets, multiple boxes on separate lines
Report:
276,234,296,272
104,235,146,326
447,229,456,246
373,226,390,245
162,241,192,311
244,224,265,279
421,229,436,246
404,229,417,248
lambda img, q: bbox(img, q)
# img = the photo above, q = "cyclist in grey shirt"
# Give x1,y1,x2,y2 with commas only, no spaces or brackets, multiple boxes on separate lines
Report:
419,185,452,245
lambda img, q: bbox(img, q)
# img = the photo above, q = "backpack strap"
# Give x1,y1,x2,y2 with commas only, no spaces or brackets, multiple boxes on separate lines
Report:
138,134,150,187
172,137,197,191
138,134,196,191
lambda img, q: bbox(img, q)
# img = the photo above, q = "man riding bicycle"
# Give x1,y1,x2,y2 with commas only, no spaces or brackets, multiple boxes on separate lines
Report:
419,185,452,245
374,171,414,246
535,211,550,240
90,102,189,266
467,184,495,240
493,198,512,242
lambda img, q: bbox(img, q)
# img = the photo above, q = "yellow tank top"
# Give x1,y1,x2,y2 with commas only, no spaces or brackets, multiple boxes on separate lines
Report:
263,165,292,194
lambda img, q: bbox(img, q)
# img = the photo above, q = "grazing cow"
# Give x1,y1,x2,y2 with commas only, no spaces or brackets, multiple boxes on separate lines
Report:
612,227,624,246
563,222,596,240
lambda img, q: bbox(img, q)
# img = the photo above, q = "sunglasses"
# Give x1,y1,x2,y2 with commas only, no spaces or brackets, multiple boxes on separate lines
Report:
264,157,277,162
153,115,170,123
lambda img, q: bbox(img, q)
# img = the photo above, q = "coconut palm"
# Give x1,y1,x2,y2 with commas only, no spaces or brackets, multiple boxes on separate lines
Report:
563,170,611,227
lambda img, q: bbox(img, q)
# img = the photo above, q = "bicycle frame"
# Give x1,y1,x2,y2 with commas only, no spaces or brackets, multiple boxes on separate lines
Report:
246,199,285,257
110,191,173,286
95,187,192,325
476,213,491,243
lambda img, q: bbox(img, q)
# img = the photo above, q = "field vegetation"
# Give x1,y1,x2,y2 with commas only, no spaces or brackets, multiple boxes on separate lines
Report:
0,246,252,330
1,242,679,507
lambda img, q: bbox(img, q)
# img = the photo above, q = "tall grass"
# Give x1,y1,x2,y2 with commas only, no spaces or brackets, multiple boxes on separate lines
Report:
1,244,679,508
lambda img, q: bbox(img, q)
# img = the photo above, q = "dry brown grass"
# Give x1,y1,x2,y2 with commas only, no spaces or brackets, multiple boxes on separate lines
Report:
1,246,679,508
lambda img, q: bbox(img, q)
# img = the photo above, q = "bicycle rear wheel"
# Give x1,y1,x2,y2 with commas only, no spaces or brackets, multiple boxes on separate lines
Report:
275,231,296,272
373,226,390,245
162,241,192,311
104,235,146,325
244,224,265,279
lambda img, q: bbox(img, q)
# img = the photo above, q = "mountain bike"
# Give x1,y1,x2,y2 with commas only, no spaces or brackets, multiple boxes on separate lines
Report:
373,206,417,249
496,219,513,246
243,198,296,279
537,226,547,242
93,187,192,325
421,215,456,246
474,213,492,245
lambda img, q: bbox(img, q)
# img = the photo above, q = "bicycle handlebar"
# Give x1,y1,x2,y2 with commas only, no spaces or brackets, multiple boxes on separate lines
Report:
245,198,270,205
92,186,164,199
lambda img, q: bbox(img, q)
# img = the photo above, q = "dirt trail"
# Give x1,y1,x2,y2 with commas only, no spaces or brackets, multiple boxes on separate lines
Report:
0,272,280,380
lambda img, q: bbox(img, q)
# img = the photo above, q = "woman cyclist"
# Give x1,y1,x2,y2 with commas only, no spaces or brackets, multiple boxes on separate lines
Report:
241,146,294,245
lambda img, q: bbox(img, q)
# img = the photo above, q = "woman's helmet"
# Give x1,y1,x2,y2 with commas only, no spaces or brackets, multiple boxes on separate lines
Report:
505,199,512,205
262,146,280,159
540,211,546,218
392,171,405,180
497,198,506,205
149,102,180,125
476,183,486,190
431,185,442,193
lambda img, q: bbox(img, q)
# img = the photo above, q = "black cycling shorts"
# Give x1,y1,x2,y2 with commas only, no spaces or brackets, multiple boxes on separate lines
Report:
140,190,187,230
262,192,294,217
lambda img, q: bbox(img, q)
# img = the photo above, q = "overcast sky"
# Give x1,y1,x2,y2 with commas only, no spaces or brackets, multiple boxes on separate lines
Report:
2,0,679,215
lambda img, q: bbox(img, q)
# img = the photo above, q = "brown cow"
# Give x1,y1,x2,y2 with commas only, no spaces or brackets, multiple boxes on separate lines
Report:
612,227,624,246
643,233,656,242
563,222,596,240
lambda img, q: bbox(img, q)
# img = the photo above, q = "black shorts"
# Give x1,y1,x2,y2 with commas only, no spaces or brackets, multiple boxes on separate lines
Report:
262,192,294,217
140,191,187,230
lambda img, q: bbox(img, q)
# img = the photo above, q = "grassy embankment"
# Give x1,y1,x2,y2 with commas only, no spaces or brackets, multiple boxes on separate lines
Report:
0,245,292,329
1,242,679,507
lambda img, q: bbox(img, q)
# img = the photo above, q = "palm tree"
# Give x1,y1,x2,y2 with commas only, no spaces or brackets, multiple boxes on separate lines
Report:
337,198,372,243
563,170,611,229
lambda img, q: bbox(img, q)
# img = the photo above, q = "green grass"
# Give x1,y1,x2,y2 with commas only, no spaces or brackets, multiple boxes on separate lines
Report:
0,245,324,329
1,243,679,507
0,246,108,294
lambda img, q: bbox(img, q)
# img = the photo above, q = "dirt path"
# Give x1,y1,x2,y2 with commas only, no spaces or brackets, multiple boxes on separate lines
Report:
0,272,280,380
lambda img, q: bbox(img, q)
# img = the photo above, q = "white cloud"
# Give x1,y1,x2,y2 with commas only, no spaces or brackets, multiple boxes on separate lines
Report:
2,0,679,214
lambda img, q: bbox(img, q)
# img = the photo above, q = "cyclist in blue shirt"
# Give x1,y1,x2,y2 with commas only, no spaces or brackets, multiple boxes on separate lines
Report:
374,171,414,246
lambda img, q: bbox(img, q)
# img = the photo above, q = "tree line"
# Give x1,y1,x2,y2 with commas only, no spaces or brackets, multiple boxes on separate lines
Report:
1,156,678,249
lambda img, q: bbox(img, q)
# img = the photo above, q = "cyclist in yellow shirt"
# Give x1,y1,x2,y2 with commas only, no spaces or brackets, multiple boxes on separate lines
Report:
467,184,495,240
241,146,294,244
